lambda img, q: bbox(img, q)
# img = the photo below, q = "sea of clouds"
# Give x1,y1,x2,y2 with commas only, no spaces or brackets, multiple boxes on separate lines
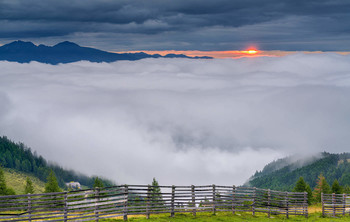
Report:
0,53,350,185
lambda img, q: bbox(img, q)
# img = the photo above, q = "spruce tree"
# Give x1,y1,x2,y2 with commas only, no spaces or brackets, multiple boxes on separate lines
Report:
0,167,15,195
24,177,35,194
293,177,307,192
331,179,343,194
150,178,163,203
293,177,313,204
313,174,331,202
344,185,350,194
305,184,313,204
93,177,104,188
45,170,61,193
0,167,8,195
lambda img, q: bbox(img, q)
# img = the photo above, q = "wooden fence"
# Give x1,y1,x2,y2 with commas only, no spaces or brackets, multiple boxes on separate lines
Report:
0,185,308,221
322,193,350,217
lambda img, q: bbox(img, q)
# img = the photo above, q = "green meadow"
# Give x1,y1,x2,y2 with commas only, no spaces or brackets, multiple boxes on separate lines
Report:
100,211,350,222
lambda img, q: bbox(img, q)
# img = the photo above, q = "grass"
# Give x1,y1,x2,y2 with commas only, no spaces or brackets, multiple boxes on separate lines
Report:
3,168,46,194
99,210,350,222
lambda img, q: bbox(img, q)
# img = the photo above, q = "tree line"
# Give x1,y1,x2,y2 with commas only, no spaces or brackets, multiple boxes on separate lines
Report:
292,174,349,204
250,152,350,191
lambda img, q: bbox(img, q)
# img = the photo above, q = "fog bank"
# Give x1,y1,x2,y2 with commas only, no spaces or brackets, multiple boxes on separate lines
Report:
1,53,349,185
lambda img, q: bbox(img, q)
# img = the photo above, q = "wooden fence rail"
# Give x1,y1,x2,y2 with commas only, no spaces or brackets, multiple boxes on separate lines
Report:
0,185,308,221
322,193,350,217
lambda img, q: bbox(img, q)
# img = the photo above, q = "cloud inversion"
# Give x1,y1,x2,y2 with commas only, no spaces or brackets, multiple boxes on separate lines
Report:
0,54,350,185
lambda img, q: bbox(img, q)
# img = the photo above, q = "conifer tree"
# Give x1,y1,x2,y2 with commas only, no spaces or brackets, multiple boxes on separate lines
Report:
313,174,331,202
293,177,313,204
305,184,313,204
24,177,35,194
293,177,307,192
331,179,343,194
0,167,8,195
93,177,104,188
150,178,162,203
344,185,350,194
0,167,15,195
45,170,61,193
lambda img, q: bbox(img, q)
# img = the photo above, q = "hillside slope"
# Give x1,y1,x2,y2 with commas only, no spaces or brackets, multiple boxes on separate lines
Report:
247,152,350,191
3,168,45,194
0,136,114,189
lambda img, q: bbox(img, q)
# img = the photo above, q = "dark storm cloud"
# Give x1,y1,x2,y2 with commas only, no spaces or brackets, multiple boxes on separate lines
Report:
1,1,350,51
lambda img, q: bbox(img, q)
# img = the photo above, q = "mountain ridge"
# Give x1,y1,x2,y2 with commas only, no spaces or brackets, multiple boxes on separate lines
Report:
247,152,350,191
0,40,212,64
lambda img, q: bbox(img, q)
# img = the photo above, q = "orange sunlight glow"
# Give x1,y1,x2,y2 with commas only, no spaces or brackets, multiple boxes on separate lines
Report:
117,49,350,59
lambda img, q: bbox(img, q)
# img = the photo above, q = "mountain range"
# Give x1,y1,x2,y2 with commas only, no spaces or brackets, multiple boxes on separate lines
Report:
0,40,212,64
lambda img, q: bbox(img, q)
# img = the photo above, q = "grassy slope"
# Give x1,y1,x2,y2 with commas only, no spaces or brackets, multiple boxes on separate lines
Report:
3,168,45,194
100,211,350,222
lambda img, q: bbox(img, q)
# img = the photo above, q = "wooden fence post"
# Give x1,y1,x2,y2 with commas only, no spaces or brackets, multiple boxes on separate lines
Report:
267,189,271,218
27,194,32,222
191,185,196,216
171,185,175,217
124,185,128,221
252,187,256,216
321,193,325,217
95,188,100,222
146,185,151,219
332,193,335,217
285,192,289,219
212,184,216,215
64,192,68,222
304,191,308,218
343,193,346,216
232,185,236,214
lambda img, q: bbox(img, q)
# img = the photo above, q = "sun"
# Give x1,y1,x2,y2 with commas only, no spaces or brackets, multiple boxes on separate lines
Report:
241,49,258,55
247,49,258,54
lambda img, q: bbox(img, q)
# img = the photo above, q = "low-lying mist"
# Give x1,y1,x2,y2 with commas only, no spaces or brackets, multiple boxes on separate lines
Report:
1,53,349,185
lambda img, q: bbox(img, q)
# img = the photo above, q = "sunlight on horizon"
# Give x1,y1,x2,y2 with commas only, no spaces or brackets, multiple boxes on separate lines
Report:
115,49,350,59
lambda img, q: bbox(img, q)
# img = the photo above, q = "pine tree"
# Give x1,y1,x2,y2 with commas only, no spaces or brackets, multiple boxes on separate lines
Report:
0,167,15,195
150,178,162,203
93,177,104,188
343,185,350,194
313,174,331,202
45,170,61,193
0,167,8,195
293,177,307,192
24,177,35,194
305,184,313,204
331,179,343,194
293,177,313,204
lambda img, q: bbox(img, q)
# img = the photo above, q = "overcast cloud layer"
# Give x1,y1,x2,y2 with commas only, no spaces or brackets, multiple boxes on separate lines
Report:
1,54,350,185
1,0,350,51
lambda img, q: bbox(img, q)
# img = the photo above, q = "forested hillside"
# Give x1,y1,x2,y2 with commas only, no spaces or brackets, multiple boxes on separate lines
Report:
0,136,114,188
248,152,350,191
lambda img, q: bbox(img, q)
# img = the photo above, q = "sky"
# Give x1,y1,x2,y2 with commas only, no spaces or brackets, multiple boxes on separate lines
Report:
1,0,350,51
1,54,350,185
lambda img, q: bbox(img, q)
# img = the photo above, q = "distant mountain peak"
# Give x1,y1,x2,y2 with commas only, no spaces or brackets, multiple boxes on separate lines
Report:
12,40,34,45
54,41,80,48
4,40,36,48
